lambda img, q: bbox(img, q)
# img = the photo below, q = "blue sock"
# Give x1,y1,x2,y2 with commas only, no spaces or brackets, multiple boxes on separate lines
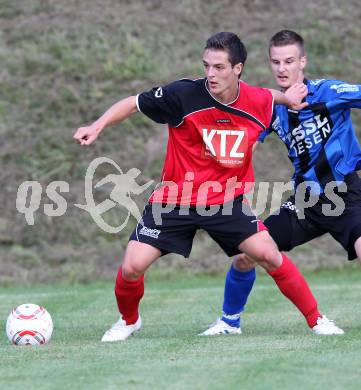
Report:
221,265,256,328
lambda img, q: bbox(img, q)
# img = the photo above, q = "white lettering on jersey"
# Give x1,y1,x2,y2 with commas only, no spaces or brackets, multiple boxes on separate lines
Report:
202,129,217,156
202,129,245,159
230,131,245,158
289,114,332,156
330,83,359,93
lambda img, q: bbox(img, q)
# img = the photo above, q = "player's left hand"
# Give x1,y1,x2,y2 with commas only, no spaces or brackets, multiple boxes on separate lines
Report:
285,83,309,110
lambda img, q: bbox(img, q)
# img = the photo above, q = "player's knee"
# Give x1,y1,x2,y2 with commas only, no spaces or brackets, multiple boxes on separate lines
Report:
233,254,256,271
121,262,143,280
256,247,282,269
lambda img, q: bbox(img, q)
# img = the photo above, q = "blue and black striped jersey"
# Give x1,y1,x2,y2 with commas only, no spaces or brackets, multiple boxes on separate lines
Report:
259,79,361,194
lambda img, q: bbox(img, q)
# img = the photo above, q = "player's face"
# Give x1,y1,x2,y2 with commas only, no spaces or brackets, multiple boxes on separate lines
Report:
203,49,242,102
269,44,307,90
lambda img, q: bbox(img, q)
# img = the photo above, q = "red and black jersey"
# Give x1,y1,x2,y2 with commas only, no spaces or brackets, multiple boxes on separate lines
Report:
137,78,273,205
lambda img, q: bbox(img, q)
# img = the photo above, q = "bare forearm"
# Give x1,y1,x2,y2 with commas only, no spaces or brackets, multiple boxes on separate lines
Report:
269,89,289,106
94,96,138,132
74,95,138,146
268,84,308,110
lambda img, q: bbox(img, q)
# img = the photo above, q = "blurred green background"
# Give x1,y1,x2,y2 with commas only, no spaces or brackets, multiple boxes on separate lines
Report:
1,0,360,283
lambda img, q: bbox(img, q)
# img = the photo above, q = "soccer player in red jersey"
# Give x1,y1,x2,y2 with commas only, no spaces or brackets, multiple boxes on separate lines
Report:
74,32,328,341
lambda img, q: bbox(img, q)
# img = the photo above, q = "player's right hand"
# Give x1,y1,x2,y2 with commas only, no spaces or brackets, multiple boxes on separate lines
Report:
73,124,101,146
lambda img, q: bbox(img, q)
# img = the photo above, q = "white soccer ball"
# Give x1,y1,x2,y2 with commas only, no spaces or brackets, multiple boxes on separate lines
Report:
6,303,53,345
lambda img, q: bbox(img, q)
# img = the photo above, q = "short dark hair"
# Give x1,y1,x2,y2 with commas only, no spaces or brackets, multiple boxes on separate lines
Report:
205,32,247,67
269,30,305,56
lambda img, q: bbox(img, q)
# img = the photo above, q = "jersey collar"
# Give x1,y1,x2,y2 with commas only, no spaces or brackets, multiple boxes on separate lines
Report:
204,78,240,106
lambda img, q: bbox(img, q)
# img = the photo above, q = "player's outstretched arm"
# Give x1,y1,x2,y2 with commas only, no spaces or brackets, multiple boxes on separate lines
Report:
270,84,309,110
73,96,138,146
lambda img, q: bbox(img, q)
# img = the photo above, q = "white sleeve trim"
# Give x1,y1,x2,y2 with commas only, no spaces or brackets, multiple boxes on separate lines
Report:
135,94,142,113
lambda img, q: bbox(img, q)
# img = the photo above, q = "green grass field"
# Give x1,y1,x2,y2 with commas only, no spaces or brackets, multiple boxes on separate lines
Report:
1,268,361,390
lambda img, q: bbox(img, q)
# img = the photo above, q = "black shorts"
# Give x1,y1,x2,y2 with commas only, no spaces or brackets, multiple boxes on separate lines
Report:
129,196,267,257
265,172,361,260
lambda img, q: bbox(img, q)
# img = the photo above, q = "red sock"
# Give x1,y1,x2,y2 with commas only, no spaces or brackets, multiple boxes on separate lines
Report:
268,254,320,328
114,267,144,325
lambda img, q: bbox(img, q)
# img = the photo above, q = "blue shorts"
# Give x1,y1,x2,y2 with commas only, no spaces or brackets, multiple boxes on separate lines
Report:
129,196,267,257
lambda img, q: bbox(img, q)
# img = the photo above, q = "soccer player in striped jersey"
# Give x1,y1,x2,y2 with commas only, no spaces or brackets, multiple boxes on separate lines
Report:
202,29,360,336
74,32,338,342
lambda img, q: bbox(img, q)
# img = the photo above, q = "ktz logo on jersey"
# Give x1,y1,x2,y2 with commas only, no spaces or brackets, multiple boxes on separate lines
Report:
201,126,248,167
288,113,332,156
